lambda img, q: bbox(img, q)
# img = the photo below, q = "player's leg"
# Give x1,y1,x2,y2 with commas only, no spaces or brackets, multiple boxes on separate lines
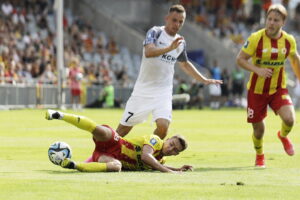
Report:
154,118,170,139
45,109,112,141
252,122,266,168
270,89,295,156
153,96,172,139
98,155,122,172
277,105,295,136
46,109,97,132
61,155,122,172
247,91,267,167
116,124,133,137
276,105,295,156
252,122,265,155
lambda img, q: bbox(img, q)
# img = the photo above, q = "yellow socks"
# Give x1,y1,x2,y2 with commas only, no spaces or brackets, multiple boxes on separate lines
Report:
62,113,97,133
252,134,263,155
280,122,292,137
76,162,107,172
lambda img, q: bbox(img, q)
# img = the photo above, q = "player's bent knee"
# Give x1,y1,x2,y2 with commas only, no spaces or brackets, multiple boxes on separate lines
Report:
106,160,122,172
283,118,294,127
252,123,264,133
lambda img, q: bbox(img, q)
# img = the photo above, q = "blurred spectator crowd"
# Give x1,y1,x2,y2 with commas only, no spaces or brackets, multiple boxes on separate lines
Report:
166,0,300,54
174,59,246,109
165,0,300,108
0,0,138,87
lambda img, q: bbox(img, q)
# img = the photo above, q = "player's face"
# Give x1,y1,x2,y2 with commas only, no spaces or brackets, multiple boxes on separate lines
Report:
265,11,285,38
165,11,186,36
162,137,183,156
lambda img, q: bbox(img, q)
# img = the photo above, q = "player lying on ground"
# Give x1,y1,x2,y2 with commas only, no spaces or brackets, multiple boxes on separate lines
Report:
45,110,193,173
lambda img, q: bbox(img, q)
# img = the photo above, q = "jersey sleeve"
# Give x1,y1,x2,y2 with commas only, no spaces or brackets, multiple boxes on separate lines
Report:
177,40,188,62
143,135,163,151
241,33,257,56
143,27,162,46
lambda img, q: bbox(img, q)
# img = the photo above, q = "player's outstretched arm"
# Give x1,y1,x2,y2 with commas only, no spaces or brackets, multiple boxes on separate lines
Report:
178,61,223,85
144,37,183,58
164,165,193,172
141,145,177,173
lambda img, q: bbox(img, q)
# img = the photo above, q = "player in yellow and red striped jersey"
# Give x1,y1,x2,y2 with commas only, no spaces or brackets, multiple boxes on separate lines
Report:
45,109,193,173
236,4,300,168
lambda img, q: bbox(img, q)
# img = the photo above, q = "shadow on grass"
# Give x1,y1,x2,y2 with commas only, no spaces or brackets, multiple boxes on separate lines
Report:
37,169,159,174
194,166,263,172
37,170,81,174
37,167,264,174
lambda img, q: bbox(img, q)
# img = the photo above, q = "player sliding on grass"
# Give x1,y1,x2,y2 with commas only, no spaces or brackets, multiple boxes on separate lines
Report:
45,110,193,173
236,4,300,168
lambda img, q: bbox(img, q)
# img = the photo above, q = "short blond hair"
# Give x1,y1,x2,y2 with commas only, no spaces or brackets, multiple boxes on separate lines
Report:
267,4,287,20
169,4,185,14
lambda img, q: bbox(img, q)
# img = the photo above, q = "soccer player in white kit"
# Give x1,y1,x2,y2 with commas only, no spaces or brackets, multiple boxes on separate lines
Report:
117,5,223,139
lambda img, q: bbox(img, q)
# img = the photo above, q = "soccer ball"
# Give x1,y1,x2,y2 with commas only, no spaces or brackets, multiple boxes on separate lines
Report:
48,141,72,165
75,72,83,81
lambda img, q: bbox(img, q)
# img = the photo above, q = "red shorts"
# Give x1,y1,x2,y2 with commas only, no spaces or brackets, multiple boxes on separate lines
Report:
71,88,81,96
247,88,292,123
90,125,133,162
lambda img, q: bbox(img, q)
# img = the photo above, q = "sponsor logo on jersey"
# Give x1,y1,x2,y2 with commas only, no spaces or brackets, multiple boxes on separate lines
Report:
161,54,177,64
271,48,279,53
256,59,284,66
262,48,287,54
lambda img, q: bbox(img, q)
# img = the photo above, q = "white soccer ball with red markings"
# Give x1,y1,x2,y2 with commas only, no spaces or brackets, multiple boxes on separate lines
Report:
48,141,72,165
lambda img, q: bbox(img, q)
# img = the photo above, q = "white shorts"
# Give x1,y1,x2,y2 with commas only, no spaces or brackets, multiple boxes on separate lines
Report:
120,95,172,126
209,84,221,96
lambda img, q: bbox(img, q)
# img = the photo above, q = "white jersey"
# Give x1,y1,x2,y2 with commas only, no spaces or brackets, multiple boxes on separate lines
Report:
131,26,188,97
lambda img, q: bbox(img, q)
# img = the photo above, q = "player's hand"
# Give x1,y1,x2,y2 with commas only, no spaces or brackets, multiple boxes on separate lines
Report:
204,79,223,85
169,37,183,50
256,68,273,78
170,170,183,174
179,165,193,172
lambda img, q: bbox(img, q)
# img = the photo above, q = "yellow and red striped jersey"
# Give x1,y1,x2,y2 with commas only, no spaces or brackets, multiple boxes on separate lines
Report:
119,135,165,170
242,28,297,95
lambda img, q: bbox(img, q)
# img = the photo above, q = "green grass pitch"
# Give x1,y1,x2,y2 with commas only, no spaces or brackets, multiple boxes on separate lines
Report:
1,108,300,200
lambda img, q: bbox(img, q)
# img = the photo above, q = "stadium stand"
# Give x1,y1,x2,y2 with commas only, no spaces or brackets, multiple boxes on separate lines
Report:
0,0,140,108
1,0,300,109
